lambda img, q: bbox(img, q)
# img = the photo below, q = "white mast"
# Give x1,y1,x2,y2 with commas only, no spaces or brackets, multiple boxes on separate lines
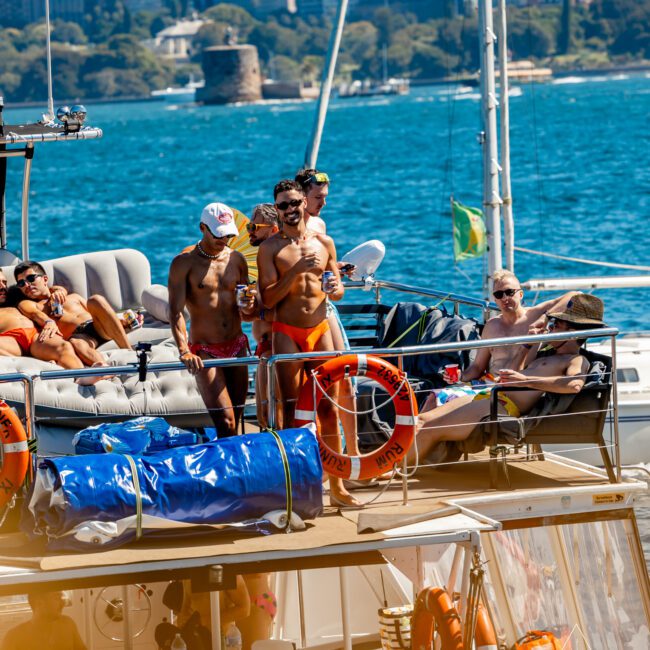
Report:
497,0,514,272
44,0,55,122
478,0,503,296
305,0,349,168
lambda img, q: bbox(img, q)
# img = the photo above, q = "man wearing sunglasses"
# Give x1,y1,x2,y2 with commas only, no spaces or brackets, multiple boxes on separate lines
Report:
247,203,279,428
295,168,329,235
169,202,254,437
442,269,577,386
14,261,132,370
412,293,606,461
258,179,359,506
0,269,85,371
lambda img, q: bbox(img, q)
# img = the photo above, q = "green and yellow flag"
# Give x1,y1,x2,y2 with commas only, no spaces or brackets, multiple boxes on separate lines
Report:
452,199,487,262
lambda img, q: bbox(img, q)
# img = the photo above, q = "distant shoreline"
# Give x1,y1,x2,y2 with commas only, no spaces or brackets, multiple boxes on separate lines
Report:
5,62,649,109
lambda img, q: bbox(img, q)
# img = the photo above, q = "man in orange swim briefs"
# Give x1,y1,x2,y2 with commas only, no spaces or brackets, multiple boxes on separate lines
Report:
169,202,255,437
257,179,358,507
0,269,83,369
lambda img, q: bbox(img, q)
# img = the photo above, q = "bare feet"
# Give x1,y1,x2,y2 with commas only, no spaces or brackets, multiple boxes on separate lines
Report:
75,362,111,386
330,478,363,508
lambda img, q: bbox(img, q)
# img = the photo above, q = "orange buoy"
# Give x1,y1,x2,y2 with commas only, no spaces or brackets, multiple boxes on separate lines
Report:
0,401,29,508
411,587,463,650
294,354,417,480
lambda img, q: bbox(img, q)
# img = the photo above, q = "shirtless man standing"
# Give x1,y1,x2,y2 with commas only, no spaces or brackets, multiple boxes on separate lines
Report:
258,179,357,506
0,270,83,368
412,294,605,460
247,203,280,428
169,202,254,437
14,261,132,367
295,169,360,458
295,168,328,234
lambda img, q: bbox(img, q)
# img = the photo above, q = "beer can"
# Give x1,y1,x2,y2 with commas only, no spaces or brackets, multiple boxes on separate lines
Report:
236,284,248,308
51,300,64,317
122,309,141,332
322,271,335,294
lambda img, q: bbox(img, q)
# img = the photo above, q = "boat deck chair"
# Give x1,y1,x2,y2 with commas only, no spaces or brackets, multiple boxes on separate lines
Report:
483,348,614,487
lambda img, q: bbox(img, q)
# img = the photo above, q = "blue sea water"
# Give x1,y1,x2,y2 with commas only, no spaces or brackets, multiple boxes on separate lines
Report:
3,73,649,329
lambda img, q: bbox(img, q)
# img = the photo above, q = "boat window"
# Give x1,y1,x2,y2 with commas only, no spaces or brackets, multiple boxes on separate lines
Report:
616,368,639,383
560,518,650,648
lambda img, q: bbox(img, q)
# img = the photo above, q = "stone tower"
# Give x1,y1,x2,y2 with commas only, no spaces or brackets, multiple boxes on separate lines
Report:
197,44,262,105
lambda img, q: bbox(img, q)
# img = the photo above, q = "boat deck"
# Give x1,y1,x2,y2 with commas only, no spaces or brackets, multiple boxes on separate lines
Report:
0,453,644,595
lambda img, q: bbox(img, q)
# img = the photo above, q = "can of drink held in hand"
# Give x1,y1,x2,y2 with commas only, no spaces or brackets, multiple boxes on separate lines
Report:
322,271,334,294
122,309,141,331
236,284,248,308
51,300,64,317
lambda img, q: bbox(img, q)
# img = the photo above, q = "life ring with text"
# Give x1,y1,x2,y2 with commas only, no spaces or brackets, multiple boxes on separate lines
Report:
0,401,29,508
294,354,417,480
411,587,463,650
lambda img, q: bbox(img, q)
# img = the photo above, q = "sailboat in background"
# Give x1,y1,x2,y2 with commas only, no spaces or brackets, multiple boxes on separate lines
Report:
338,44,409,98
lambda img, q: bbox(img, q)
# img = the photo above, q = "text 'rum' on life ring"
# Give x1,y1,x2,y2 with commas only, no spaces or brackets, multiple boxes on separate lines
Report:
294,354,417,480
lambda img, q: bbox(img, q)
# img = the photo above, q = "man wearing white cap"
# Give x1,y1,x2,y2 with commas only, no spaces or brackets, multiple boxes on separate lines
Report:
168,202,254,436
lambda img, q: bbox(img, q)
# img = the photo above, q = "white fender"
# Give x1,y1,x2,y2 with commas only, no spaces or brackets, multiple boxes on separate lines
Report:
341,240,385,280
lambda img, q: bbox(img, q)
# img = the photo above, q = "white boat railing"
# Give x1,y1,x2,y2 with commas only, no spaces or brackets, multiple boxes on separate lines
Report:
265,326,622,489
0,327,620,499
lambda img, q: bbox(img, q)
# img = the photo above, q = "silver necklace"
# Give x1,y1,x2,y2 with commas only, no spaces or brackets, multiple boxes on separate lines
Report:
197,241,225,260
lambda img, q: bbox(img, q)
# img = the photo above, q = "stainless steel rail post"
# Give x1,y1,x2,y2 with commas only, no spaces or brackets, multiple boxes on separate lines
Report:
398,355,409,506
611,334,621,482
21,142,34,260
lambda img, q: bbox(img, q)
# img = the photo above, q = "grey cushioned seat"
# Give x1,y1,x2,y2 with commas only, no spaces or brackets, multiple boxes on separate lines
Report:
0,249,214,427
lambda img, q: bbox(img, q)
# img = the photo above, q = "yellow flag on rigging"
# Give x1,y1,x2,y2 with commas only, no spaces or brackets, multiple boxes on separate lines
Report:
451,199,487,262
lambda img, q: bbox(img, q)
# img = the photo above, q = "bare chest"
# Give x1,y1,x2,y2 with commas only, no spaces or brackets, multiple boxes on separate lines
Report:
188,258,239,295
275,239,328,273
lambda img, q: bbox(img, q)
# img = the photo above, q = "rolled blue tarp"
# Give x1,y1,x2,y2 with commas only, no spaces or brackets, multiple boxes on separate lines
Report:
26,428,323,549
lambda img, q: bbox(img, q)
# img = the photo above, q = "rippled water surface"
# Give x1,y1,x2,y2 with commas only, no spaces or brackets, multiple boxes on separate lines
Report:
4,74,650,330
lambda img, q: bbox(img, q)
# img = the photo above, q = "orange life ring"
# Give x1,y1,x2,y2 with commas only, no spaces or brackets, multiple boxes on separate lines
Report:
411,587,463,650
0,401,29,508
294,354,417,480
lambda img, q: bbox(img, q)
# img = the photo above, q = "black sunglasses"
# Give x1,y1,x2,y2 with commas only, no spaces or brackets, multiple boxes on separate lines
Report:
246,223,272,233
493,288,520,299
16,273,43,288
275,199,302,211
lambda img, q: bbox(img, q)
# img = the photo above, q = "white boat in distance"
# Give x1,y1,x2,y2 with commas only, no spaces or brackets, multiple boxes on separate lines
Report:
150,77,205,103
338,77,409,98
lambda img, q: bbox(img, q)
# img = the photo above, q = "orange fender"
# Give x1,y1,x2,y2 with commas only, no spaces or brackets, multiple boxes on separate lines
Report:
515,630,565,649
0,401,29,508
411,587,463,650
475,603,497,650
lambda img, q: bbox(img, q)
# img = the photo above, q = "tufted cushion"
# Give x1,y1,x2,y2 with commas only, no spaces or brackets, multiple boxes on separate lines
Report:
0,344,216,427
2,248,151,312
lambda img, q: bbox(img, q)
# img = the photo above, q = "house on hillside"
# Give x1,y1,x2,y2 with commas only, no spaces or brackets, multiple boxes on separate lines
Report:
145,19,206,63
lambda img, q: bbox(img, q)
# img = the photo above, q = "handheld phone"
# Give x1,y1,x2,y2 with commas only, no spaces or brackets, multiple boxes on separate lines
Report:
339,263,356,273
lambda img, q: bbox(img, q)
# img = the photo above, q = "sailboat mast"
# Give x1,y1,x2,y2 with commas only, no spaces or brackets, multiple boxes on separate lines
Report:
478,0,503,296
497,0,514,272
305,0,349,167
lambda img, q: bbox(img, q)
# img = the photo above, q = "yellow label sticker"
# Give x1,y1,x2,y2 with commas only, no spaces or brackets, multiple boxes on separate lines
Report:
593,493,625,505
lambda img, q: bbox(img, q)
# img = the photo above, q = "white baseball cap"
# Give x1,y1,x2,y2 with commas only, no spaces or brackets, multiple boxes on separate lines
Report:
200,202,239,238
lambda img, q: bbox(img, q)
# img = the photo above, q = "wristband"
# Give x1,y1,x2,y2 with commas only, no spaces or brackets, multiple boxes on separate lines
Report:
523,343,533,350
179,350,191,360
44,319,55,325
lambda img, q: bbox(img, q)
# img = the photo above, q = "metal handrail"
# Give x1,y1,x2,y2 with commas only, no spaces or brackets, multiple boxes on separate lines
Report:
343,279,498,312
265,327,621,482
39,356,259,381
